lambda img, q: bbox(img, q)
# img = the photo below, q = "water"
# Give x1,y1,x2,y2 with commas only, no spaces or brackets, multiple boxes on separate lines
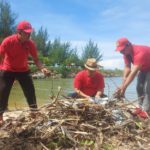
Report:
8,77,137,108
105,77,137,100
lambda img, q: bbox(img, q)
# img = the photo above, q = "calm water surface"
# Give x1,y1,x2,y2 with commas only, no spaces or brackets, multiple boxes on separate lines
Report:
9,77,137,108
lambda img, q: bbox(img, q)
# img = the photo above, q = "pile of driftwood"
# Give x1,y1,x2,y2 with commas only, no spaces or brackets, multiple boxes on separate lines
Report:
0,97,150,150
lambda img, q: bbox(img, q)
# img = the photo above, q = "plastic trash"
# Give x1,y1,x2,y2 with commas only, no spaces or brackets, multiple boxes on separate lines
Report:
112,109,124,124
87,97,109,105
133,107,149,119
94,97,109,105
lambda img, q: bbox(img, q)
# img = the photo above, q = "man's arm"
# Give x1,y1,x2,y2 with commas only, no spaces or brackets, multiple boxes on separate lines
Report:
115,64,131,95
33,58,50,76
0,55,3,63
74,72,90,99
0,43,5,63
95,89,104,98
29,41,50,76
74,88,90,99
120,65,141,96
95,73,105,98
122,64,131,84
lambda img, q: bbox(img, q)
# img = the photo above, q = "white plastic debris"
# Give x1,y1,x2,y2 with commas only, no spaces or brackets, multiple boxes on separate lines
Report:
95,97,109,105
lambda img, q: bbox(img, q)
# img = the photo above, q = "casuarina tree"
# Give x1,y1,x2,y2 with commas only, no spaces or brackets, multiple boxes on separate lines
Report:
0,0,17,43
81,39,103,64
31,27,50,56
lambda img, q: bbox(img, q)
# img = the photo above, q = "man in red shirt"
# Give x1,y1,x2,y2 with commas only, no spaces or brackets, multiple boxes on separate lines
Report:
0,20,50,124
115,37,150,116
69,58,105,99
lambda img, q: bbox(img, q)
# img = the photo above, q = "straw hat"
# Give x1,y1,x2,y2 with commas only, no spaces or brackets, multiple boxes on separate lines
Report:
84,58,99,71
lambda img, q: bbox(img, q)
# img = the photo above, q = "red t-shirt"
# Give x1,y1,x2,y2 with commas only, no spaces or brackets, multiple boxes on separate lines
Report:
0,34,38,72
74,70,105,96
123,45,150,72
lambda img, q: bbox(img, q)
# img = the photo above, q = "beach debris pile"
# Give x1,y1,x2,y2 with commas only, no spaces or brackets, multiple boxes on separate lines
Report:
0,97,150,150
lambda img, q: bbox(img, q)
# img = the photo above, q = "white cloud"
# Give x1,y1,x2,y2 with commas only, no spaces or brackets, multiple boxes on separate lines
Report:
101,6,126,20
100,59,124,70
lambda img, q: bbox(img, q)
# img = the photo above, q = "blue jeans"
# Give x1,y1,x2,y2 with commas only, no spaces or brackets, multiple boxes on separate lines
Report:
136,71,150,112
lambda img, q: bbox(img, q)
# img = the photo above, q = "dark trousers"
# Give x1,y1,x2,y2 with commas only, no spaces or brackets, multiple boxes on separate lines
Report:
136,71,150,112
0,70,37,114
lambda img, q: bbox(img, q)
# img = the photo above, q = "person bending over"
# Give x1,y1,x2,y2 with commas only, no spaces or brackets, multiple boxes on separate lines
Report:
115,37,150,117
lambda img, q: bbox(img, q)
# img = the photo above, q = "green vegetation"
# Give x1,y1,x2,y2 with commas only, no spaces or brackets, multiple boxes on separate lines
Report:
0,0,17,43
81,39,103,63
103,143,115,150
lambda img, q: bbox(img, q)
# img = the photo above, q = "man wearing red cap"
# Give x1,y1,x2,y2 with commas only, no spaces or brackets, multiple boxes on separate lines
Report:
0,20,50,124
115,37,150,117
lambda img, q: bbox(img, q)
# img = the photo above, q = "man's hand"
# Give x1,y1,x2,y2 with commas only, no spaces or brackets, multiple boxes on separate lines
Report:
114,86,125,98
120,87,126,97
88,96,95,102
95,90,103,98
41,67,51,76
95,95,101,99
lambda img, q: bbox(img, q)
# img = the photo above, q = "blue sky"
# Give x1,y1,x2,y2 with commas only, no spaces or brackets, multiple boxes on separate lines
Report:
9,0,150,69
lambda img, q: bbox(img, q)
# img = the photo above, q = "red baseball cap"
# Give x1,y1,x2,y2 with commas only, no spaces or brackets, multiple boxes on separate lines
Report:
116,37,130,51
16,21,33,33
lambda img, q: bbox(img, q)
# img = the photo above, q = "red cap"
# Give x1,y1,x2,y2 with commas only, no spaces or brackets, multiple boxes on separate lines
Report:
16,21,33,33
116,37,130,51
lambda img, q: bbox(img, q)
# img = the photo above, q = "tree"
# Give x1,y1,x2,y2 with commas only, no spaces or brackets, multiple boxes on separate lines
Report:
31,27,50,56
65,49,81,66
0,0,17,43
49,38,79,65
81,39,103,64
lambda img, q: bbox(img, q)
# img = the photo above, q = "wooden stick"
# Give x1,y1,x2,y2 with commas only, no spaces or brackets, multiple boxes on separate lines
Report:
40,142,50,150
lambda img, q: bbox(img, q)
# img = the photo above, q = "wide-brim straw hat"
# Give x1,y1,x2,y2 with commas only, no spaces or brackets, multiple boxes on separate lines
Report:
84,58,99,71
